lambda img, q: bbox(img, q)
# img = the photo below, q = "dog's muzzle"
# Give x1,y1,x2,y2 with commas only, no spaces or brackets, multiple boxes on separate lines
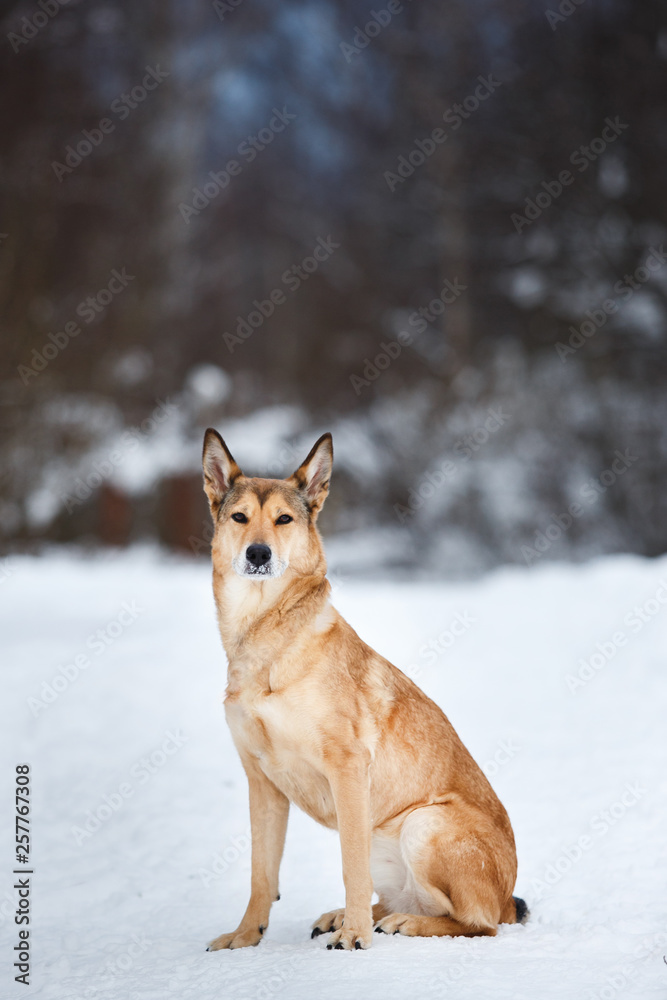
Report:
233,545,287,579
246,544,271,570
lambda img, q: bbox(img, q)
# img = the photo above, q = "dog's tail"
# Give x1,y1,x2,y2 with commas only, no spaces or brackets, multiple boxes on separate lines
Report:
500,895,529,924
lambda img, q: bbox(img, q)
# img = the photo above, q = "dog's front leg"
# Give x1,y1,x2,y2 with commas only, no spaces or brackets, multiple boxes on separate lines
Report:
326,757,373,951
208,758,289,951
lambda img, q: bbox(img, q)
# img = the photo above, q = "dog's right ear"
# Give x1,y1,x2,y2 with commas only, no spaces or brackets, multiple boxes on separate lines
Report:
202,428,242,514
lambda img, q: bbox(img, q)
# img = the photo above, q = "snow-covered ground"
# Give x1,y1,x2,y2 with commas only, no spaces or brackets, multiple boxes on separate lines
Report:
2,548,666,1000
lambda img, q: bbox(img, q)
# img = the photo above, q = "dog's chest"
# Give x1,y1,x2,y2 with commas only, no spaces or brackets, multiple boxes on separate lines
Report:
224,681,337,828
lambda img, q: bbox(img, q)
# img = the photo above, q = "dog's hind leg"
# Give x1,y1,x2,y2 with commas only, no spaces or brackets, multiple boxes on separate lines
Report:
375,913,496,937
373,802,517,939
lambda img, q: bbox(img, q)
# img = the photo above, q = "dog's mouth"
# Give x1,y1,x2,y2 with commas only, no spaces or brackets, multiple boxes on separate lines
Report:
232,556,288,580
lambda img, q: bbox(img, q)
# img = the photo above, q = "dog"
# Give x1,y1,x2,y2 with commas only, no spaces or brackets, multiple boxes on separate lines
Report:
202,428,527,951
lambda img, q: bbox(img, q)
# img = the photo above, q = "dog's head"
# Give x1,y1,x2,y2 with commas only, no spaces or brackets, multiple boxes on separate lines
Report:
202,429,333,581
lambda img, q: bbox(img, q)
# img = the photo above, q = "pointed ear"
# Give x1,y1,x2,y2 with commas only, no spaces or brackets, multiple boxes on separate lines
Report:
288,433,333,517
202,428,242,514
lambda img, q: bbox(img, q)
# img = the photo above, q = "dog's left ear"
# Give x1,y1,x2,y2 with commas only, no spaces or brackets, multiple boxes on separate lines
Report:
288,433,333,516
202,428,243,515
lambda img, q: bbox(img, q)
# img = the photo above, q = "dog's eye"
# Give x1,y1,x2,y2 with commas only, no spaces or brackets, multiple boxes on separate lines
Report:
275,514,293,525
231,512,248,523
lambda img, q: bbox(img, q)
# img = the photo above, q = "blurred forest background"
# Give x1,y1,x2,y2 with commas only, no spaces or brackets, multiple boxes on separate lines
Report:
1,0,666,577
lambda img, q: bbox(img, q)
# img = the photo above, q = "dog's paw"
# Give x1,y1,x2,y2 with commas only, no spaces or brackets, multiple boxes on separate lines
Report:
207,925,265,951
325,925,372,951
310,907,345,938
373,912,415,936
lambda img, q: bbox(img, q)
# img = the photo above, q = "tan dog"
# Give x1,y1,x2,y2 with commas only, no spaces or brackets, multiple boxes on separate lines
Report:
202,429,527,952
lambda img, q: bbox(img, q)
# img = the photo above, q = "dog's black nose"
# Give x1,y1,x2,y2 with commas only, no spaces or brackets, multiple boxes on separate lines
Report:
246,544,271,568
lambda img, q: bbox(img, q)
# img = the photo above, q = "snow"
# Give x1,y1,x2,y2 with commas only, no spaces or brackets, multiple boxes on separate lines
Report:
2,547,666,999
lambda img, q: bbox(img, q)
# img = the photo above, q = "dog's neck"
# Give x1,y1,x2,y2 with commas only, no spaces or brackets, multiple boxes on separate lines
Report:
213,560,331,668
